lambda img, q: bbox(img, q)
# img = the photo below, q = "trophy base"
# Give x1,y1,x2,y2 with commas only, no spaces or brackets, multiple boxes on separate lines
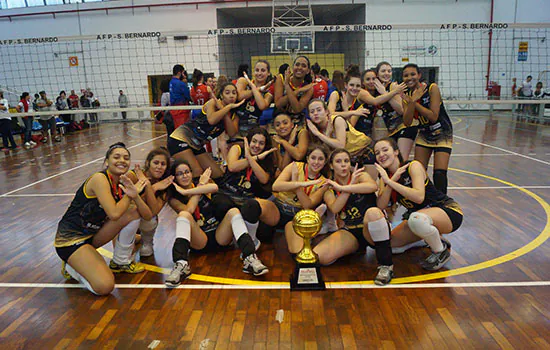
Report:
289,262,326,291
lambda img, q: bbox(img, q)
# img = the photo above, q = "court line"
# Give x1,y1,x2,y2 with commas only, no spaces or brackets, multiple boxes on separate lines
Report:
0,281,548,290
4,185,550,198
0,134,167,198
454,135,550,166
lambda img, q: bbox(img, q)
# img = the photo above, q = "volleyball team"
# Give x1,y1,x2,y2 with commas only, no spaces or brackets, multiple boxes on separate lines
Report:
55,57,463,295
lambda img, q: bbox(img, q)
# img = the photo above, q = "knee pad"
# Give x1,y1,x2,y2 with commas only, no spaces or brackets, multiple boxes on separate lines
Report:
407,212,433,237
211,194,238,222
240,199,262,223
139,216,158,233
433,169,448,194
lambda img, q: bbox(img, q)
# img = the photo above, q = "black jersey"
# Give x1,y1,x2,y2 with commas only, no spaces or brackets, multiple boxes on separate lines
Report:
172,187,219,233
407,84,453,143
333,189,377,229
392,161,459,214
234,88,272,137
374,84,404,135
279,75,307,126
334,90,375,137
217,146,272,203
55,170,123,247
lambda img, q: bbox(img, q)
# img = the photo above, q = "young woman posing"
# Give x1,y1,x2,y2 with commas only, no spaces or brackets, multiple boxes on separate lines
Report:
374,137,463,271
402,63,454,194
190,69,215,106
272,144,330,250
373,61,417,161
317,149,394,285
235,60,274,138
167,82,245,180
165,161,268,287
54,143,150,295
271,113,309,172
274,55,314,127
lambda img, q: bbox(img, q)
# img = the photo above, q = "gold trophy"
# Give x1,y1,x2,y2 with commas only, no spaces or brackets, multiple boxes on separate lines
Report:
290,209,326,290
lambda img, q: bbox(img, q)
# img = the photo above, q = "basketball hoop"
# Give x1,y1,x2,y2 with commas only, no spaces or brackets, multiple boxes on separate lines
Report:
287,48,299,61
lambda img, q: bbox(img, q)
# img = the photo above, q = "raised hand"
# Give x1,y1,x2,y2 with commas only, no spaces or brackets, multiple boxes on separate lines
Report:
391,164,409,182
133,164,151,187
374,79,388,94
306,119,320,136
354,107,370,118
411,83,427,102
291,162,299,182
258,147,277,160
374,163,391,184
118,174,138,198
302,178,324,188
243,137,252,160
272,135,282,145
231,99,247,109
393,82,407,95
288,125,298,144
325,179,343,192
243,72,254,88
260,80,273,93
173,182,187,196
199,167,212,185
350,164,365,184
152,175,174,192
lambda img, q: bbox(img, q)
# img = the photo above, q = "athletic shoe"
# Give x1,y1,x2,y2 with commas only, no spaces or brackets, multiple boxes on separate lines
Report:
61,261,72,280
41,137,48,143
29,140,37,146
165,261,191,288
242,254,269,276
391,240,428,254
109,260,145,274
239,234,262,260
1,147,9,152
421,240,452,271
24,142,31,149
54,136,62,142
140,242,154,257
374,265,394,286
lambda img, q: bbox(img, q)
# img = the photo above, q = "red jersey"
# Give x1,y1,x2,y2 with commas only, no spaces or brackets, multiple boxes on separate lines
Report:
190,84,211,105
312,77,328,101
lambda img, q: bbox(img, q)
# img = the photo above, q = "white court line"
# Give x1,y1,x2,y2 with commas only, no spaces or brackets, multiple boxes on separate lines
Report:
0,281,549,290
0,134,166,198
451,153,514,157
454,135,550,166
4,185,550,198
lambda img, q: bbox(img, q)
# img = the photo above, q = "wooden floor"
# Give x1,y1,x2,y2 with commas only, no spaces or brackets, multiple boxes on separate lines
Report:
1,115,550,349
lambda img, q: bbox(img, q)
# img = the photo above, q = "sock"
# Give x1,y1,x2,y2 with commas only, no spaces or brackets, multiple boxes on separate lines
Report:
65,263,100,295
407,212,444,253
139,217,158,244
112,219,140,265
368,218,393,266
433,169,448,194
237,234,256,259
256,222,275,243
172,216,192,262
244,220,259,242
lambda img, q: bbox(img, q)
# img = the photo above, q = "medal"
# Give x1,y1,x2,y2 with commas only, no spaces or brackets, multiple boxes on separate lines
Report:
197,219,204,226
340,212,347,220
244,167,253,190
243,181,252,189
376,109,383,117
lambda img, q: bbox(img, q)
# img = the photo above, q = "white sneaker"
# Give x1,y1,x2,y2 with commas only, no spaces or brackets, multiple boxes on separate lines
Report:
165,261,191,288
242,254,269,276
140,242,154,257
29,140,37,146
392,240,427,254
24,142,31,149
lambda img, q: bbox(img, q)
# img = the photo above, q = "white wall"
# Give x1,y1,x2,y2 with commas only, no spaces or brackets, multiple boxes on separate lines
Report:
0,0,548,107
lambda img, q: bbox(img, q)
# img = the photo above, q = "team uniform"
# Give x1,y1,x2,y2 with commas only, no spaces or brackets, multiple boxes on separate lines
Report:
190,84,211,106
276,128,306,160
392,161,463,231
232,81,274,141
278,74,308,127
331,188,378,251
374,83,418,141
217,145,273,205
327,115,375,165
332,90,376,138
167,105,237,156
312,77,329,101
54,170,123,261
274,162,326,225
406,84,453,152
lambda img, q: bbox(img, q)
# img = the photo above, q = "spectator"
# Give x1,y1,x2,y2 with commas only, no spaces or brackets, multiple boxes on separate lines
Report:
511,78,517,97
205,74,217,92
118,90,128,120
533,82,547,115
80,90,91,122
214,75,229,96
158,79,174,135
90,96,100,123
56,91,70,123
16,92,36,149
519,75,533,114
37,91,60,143
0,91,18,151
32,93,39,112
169,64,191,127
68,89,79,121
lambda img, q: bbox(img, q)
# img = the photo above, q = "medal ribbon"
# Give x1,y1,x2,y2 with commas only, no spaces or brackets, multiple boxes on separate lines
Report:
107,171,123,201
304,164,321,196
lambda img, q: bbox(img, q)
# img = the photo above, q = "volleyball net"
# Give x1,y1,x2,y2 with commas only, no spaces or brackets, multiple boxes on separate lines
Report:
1,23,549,122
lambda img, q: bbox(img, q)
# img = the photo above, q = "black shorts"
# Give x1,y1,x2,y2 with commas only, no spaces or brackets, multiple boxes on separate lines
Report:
39,117,56,132
416,143,452,154
439,206,463,232
167,136,206,156
274,198,301,227
190,229,231,254
391,126,418,141
55,237,94,262
341,226,374,252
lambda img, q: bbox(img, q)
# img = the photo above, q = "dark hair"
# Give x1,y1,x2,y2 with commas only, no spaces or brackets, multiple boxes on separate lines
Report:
293,55,312,84
374,137,404,167
361,69,377,88
59,90,66,96
173,64,185,76
527,75,533,79
332,70,345,92
216,82,237,99
255,60,271,72
105,142,129,161
143,147,171,180
192,69,203,89
329,148,351,165
320,69,329,78
39,90,46,95
311,62,321,75
279,63,289,76
20,92,30,100
167,158,192,200
344,64,361,84
307,98,328,112
403,63,420,74
536,81,543,88
214,75,229,96
237,64,249,78
375,61,392,75
305,143,331,177
246,127,275,175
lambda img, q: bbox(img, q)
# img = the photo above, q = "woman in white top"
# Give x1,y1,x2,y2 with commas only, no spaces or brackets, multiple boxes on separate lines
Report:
0,91,18,151
16,92,36,149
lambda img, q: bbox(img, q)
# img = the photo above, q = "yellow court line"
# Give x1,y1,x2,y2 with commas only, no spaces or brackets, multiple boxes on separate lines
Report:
99,167,549,286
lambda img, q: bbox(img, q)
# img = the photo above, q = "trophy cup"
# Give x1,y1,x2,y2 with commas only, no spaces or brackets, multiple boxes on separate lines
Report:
290,209,326,290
